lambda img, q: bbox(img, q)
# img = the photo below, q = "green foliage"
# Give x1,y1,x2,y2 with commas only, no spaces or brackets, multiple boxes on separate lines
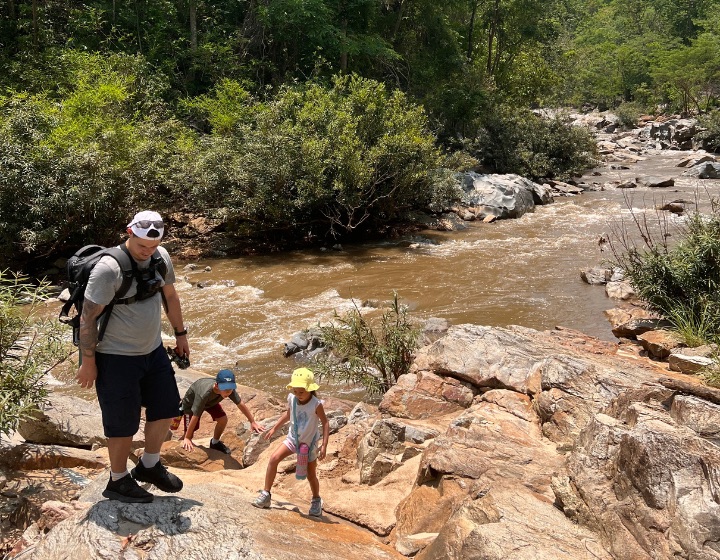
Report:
188,74,445,241
469,106,599,180
313,294,420,396
697,109,720,152
0,271,70,438
0,52,197,269
611,201,720,346
615,101,646,128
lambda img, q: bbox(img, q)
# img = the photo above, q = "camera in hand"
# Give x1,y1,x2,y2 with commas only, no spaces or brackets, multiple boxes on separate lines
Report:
166,346,190,369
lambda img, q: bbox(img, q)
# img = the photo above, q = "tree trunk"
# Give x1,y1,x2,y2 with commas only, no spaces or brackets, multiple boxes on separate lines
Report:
32,0,38,49
467,0,478,60
189,0,197,52
340,18,348,71
392,0,406,44
486,0,500,74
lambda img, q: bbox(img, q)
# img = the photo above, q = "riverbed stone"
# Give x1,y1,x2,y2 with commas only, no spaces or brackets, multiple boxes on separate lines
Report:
636,329,684,358
668,351,715,374
605,280,635,299
458,172,537,219
604,306,672,338
580,266,612,285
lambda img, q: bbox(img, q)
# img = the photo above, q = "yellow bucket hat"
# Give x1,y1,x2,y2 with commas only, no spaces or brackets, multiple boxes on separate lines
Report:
287,367,320,391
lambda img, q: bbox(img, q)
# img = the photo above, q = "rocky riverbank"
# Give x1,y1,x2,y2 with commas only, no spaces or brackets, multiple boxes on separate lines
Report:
3,321,720,559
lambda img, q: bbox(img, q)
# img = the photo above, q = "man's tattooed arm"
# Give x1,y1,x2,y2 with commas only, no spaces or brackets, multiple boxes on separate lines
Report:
79,299,105,359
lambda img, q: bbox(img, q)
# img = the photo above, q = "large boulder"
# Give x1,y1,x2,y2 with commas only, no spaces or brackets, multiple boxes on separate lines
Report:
23,476,405,560
17,394,106,448
458,173,539,220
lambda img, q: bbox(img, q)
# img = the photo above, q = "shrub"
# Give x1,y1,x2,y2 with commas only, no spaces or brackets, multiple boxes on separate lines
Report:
0,271,70,437
188,74,446,242
697,109,720,153
610,199,720,346
469,106,598,180
313,293,420,396
615,101,645,129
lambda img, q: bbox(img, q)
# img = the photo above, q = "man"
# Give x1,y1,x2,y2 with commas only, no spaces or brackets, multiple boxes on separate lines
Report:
75,210,189,503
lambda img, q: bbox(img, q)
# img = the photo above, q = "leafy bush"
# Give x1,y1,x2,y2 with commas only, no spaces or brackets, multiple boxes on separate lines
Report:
697,110,720,153
611,201,720,345
469,106,598,180
0,53,196,270
188,74,446,242
0,271,70,437
615,101,645,129
313,294,420,396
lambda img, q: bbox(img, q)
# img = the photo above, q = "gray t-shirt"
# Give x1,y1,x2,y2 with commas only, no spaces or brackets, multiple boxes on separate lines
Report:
181,378,241,416
85,245,176,355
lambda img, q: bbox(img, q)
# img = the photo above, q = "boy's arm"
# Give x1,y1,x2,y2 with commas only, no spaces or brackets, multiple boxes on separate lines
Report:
316,403,330,460
182,415,201,451
237,401,265,433
262,409,290,441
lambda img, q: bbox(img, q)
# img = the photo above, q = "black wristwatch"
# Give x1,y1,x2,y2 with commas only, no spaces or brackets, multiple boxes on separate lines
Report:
174,328,188,337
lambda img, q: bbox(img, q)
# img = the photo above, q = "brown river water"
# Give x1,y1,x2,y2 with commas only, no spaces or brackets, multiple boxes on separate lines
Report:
51,148,720,401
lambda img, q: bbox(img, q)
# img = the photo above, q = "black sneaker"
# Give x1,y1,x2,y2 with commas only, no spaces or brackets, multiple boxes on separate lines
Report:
131,460,183,493
102,474,154,503
209,440,231,454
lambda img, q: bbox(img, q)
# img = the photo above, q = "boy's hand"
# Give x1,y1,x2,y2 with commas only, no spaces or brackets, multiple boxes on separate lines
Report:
250,421,266,434
182,438,195,452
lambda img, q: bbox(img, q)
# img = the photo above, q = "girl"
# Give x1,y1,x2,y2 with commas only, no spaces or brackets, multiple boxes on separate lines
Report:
252,367,329,516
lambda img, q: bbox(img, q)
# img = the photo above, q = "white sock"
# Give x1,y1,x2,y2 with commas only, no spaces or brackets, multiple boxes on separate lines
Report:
111,470,129,481
140,452,160,468
211,438,220,444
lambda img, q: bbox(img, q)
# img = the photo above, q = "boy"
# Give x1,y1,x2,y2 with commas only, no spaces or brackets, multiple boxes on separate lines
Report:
180,369,264,453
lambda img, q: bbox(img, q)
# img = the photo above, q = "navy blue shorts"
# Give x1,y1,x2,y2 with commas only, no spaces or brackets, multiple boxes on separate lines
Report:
95,344,181,438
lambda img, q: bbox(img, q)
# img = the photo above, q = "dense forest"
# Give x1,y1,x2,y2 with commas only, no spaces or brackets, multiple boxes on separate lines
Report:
1,0,719,273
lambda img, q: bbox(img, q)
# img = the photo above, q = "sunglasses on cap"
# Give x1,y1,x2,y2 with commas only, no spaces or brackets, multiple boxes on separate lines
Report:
132,220,164,229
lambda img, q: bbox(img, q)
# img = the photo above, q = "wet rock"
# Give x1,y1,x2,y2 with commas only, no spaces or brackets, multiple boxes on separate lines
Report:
637,176,675,188
683,161,720,179
580,266,612,285
605,280,635,300
458,172,537,219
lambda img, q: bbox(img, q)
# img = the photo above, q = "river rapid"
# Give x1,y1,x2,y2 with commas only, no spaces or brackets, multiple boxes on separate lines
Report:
167,147,719,401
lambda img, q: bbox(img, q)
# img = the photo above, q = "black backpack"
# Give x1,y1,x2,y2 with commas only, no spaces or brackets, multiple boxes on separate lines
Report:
58,244,167,346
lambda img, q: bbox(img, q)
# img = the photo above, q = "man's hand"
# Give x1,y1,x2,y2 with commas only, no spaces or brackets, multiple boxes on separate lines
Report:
75,362,98,389
182,438,195,452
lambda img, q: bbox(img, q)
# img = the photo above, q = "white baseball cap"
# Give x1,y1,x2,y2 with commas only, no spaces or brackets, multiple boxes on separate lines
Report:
127,210,164,240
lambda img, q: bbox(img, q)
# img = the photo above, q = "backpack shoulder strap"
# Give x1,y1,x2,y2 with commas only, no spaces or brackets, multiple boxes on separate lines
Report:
109,245,136,301
95,246,136,342
152,249,168,280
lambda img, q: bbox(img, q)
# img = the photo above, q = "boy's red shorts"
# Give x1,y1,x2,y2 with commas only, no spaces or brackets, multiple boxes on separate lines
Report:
171,402,227,432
